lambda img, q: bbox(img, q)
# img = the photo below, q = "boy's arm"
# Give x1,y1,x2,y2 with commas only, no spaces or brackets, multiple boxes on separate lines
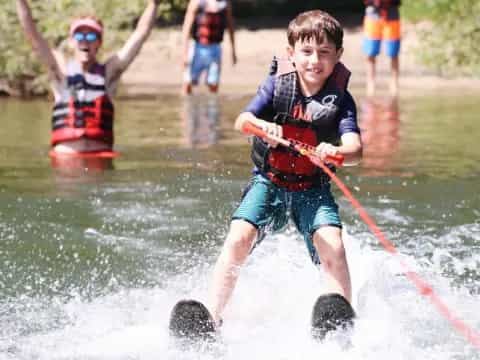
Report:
106,0,159,82
337,94,363,165
235,75,282,145
235,112,266,131
181,0,198,68
16,0,63,83
315,92,363,166
338,132,362,165
225,2,237,65
314,132,362,166
235,112,282,147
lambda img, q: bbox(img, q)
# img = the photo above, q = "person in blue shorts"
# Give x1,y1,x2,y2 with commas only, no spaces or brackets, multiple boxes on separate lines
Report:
362,0,401,96
181,0,237,95
207,10,363,327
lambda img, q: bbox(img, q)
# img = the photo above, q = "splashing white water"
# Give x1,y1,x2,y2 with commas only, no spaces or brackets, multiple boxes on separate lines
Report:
2,228,479,360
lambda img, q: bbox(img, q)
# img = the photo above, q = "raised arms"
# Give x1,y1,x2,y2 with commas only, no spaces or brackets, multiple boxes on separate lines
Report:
16,0,63,82
180,0,198,68
106,0,160,82
225,1,237,65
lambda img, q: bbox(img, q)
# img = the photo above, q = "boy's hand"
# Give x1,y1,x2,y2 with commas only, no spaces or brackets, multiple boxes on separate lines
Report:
261,122,282,148
314,142,340,164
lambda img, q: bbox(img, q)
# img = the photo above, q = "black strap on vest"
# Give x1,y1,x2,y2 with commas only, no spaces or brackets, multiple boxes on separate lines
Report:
273,70,297,119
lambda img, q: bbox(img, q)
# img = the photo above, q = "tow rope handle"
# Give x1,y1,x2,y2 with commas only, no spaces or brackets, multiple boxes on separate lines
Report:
241,121,344,167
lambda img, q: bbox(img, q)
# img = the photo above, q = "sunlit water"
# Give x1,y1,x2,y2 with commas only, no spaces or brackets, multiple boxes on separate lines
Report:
0,90,479,359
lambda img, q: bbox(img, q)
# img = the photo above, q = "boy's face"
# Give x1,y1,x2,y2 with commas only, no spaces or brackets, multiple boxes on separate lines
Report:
287,37,343,90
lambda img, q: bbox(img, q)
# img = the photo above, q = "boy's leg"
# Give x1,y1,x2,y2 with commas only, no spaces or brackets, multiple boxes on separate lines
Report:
385,33,401,97
182,42,203,96
182,82,192,96
362,8,382,96
292,185,351,303
208,174,286,325
389,56,400,96
312,226,351,302
206,44,221,94
182,46,194,96
208,219,258,324
207,84,219,93
366,56,377,97
384,14,401,96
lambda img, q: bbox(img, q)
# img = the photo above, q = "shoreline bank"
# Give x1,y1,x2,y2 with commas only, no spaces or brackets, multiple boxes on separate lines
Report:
2,21,480,99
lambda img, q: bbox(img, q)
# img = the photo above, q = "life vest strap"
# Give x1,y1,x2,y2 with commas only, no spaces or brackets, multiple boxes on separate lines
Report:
267,167,330,184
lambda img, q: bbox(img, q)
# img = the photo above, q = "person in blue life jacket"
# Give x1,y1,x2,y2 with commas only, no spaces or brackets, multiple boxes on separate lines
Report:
207,10,363,327
181,0,237,95
16,0,160,156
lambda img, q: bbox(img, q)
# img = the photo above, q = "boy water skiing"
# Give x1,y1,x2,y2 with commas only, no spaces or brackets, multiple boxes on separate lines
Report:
208,9,363,329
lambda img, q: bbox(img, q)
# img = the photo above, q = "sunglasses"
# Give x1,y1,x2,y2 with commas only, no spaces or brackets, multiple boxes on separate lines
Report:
73,32,100,43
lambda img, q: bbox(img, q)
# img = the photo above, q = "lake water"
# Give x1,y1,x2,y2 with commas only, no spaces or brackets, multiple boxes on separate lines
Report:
0,90,479,359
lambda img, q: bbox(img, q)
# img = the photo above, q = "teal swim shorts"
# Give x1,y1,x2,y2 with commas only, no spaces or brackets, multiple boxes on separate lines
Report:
232,174,342,264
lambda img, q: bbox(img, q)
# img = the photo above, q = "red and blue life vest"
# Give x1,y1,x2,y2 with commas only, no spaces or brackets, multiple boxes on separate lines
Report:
51,62,114,146
251,58,351,191
192,0,228,45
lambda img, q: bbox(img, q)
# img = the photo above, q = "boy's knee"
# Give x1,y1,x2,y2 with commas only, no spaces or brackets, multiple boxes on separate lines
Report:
319,249,347,273
224,221,257,257
332,243,347,262
227,234,253,252
312,230,346,264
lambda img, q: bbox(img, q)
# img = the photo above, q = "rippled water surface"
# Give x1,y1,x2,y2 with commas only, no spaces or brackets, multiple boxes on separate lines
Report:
0,91,479,359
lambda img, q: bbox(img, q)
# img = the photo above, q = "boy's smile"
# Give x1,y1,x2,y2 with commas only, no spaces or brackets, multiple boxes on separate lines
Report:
288,37,343,96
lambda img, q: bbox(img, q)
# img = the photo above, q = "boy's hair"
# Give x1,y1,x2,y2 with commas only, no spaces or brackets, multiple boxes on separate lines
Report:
287,10,343,50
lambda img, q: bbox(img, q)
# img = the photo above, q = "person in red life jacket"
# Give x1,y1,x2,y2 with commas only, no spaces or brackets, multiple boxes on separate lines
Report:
16,0,161,155
207,10,362,327
362,0,402,96
181,0,237,95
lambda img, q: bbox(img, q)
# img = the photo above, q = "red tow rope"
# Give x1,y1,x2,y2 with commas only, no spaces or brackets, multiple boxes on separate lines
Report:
242,121,480,349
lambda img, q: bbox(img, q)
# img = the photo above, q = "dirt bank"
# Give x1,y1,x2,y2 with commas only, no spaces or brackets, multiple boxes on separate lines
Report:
118,16,480,99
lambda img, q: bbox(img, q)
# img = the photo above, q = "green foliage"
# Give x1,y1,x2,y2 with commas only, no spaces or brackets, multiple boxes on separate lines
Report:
2,0,479,95
402,0,480,76
0,2,39,79
157,0,189,22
